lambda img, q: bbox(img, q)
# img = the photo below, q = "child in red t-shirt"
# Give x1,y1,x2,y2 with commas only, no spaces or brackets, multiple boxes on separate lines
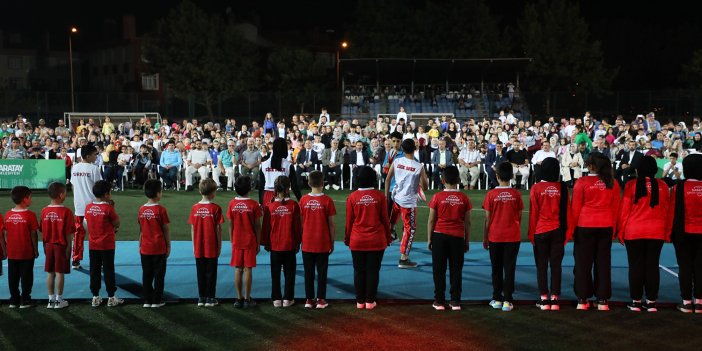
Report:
4,186,39,308
262,175,302,307
428,166,471,311
40,182,75,309
85,180,122,308
483,162,523,312
300,170,336,309
138,179,171,308
345,166,391,310
189,178,223,307
227,176,262,308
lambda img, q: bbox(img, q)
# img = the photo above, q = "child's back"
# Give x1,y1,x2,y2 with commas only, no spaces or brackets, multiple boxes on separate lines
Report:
300,193,336,253
85,201,118,250
227,197,261,249
483,187,523,242
189,201,224,258
72,162,101,217
4,209,39,260
264,199,301,251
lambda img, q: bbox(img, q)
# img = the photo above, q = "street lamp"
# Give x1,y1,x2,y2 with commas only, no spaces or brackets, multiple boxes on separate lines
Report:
69,27,78,112
336,41,349,89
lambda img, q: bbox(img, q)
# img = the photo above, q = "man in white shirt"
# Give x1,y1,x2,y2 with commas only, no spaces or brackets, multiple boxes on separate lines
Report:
70,144,102,269
531,140,557,182
662,152,684,186
458,140,481,190
185,139,212,191
396,106,408,124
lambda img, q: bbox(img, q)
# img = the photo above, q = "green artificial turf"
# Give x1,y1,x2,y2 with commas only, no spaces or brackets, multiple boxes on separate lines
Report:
0,189,532,242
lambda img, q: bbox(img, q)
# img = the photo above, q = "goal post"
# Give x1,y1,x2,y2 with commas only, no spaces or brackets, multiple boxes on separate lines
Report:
63,112,162,129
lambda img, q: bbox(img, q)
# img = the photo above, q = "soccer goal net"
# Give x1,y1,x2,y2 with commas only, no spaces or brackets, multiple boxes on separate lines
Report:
63,112,162,129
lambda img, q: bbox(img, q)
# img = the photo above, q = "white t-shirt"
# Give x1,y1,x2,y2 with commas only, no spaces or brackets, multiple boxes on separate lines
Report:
396,111,408,124
71,162,102,216
532,151,556,165
187,149,211,165
392,157,422,208
261,158,292,190
313,142,325,154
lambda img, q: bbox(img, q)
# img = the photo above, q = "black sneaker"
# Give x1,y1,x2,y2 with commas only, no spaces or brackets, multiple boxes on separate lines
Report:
233,299,244,308
244,298,257,308
536,299,551,310
627,301,642,312
642,301,657,312
197,297,206,307
72,260,81,270
677,302,694,313
398,259,418,268
19,300,34,309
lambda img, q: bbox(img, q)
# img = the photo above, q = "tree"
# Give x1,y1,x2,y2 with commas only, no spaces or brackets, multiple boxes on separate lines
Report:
519,0,616,113
265,48,330,114
143,0,259,118
681,48,702,88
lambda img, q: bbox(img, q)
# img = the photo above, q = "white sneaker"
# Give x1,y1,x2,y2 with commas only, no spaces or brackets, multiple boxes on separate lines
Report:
47,300,55,309
143,303,152,308
365,302,377,310
489,300,503,309
91,296,103,308
151,301,166,308
502,302,514,312
332,184,340,190
54,300,69,309
107,296,124,307
273,300,282,308
325,185,330,190
283,300,295,307
356,302,365,309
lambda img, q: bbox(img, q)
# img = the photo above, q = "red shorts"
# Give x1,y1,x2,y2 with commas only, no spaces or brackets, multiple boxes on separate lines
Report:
262,190,275,205
230,248,257,268
45,243,70,274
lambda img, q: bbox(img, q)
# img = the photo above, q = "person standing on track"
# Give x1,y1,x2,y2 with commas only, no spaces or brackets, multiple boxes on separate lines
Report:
70,144,101,270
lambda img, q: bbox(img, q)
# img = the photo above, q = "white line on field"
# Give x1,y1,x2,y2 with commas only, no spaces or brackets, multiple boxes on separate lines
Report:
659,264,679,277
332,200,487,211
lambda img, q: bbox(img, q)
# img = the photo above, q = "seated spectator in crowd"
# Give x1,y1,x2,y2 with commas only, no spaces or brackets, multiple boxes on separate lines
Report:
159,140,182,190
2,137,27,159
185,139,213,191
296,139,320,188
505,140,529,188
134,144,153,186
662,152,684,187
240,138,262,189
432,138,453,189
321,139,343,190
349,141,370,190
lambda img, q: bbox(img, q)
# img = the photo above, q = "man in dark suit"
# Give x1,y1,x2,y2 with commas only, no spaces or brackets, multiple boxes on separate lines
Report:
321,139,344,190
296,139,319,188
431,138,453,189
616,139,642,186
484,141,507,189
349,141,370,189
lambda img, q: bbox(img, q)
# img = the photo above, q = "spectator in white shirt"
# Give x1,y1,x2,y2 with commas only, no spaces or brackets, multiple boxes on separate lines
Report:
396,106,408,124
662,152,684,186
185,139,212,190
458,139,481,190
531,140,557,182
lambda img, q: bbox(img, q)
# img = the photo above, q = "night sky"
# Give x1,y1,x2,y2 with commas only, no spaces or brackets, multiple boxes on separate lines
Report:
1,0,700,90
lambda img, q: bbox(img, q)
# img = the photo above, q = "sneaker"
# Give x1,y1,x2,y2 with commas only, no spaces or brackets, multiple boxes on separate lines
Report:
216,187,223,191
596,299,610,311
304,299,315,308
576,299,590,310
143,303,152,308
489,300,503,309
627,301,642,312
642,301,657,312
449,301,462,311
204,298,219,307
54,299,69,309
550,299,560,311
107,296,124,307
316,299,328,309
365,302,377,310
234,299,244,309
19,300,33,309
151,301,166,308
8,303,18,309
398,259,418,269
244,298,257,308
283,300,295,307
91,296,103,308
72,261,81,269
502,301,514,312
536,299,551,311
273,300,283,308
332,184,340,190
325,185,330,190
47,300,56,309
197,298,206,307
432,301,446,311
356,302,365,309
677,303,694,313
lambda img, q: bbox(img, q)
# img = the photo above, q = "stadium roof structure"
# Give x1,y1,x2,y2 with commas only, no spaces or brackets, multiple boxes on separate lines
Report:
340,57,533,85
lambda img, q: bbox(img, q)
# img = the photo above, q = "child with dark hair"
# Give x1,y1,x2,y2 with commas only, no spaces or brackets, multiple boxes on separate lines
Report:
483,162,523,312
528,157,569,311
346,166,391,310
300,170,336,309
227,176,262,308
85,180,122,307
138,179,171,308
4,186,39,308
427,166,471,311
41,182,75,309
618,156,670,312
670,153,702,313
189,178,223,307
262,175,301,307
259,138,301,205
569,152,621,311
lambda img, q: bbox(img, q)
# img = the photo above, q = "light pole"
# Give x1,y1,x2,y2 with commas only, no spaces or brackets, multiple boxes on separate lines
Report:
336,41,348,89
69,27,78,112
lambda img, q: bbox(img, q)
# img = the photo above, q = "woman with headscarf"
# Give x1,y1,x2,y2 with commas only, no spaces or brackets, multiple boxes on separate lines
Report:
617,156,670,312
669,153,702,313
528,157,569,311
259,138,301,205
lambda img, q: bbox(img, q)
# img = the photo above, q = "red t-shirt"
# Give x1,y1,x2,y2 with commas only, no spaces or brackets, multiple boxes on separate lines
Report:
482,187,523,242
669,180,702,235
569,175,621,239
344,189,391,251
528,181,569,242
85,202,119,250
188,202,224,258
227,197,262,250
300,193,336,253
618,179,671,241
4,209,39,259
138,203,171,255
428,189,472,238
262,199,301,251
0,214,4,257
40,205,75,245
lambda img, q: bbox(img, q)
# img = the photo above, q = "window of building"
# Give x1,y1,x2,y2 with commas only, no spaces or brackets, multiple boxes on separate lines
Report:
8,56,22,70
141,73,159,91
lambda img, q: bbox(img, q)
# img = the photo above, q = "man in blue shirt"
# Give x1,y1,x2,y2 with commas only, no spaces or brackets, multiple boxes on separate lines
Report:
159,140,182,189
215,140,238,191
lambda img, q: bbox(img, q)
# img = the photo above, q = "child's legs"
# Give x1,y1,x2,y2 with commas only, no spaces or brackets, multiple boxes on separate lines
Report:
643,239,663,301
270,251,283,300
533,234,551,296
7,259,21,303
72,216,86,262
501,242,520,302
625,240,645,300
153,254,167,302
399,207,416,258
141,254,155,303
302,251,316,299
19,259,34,300
365,250,384,303
55,273,65,296
593,231,612,300
102,250,117,297
573,230,595,299
489,243,505,301
447,235,465,302
549,230,565,296
89,250,103,296
431,233,449,302
316,253,329,299
351,251,367,303
690,235,702,299
673,237,693,300
282,251,296,301
205,258,218,299
243,268,253,299
235,267,244,299
47,272,56,296
195,258,207,298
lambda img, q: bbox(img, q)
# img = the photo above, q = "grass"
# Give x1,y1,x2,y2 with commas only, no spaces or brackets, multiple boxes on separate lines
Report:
0,303,699,351
0,189,532,242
